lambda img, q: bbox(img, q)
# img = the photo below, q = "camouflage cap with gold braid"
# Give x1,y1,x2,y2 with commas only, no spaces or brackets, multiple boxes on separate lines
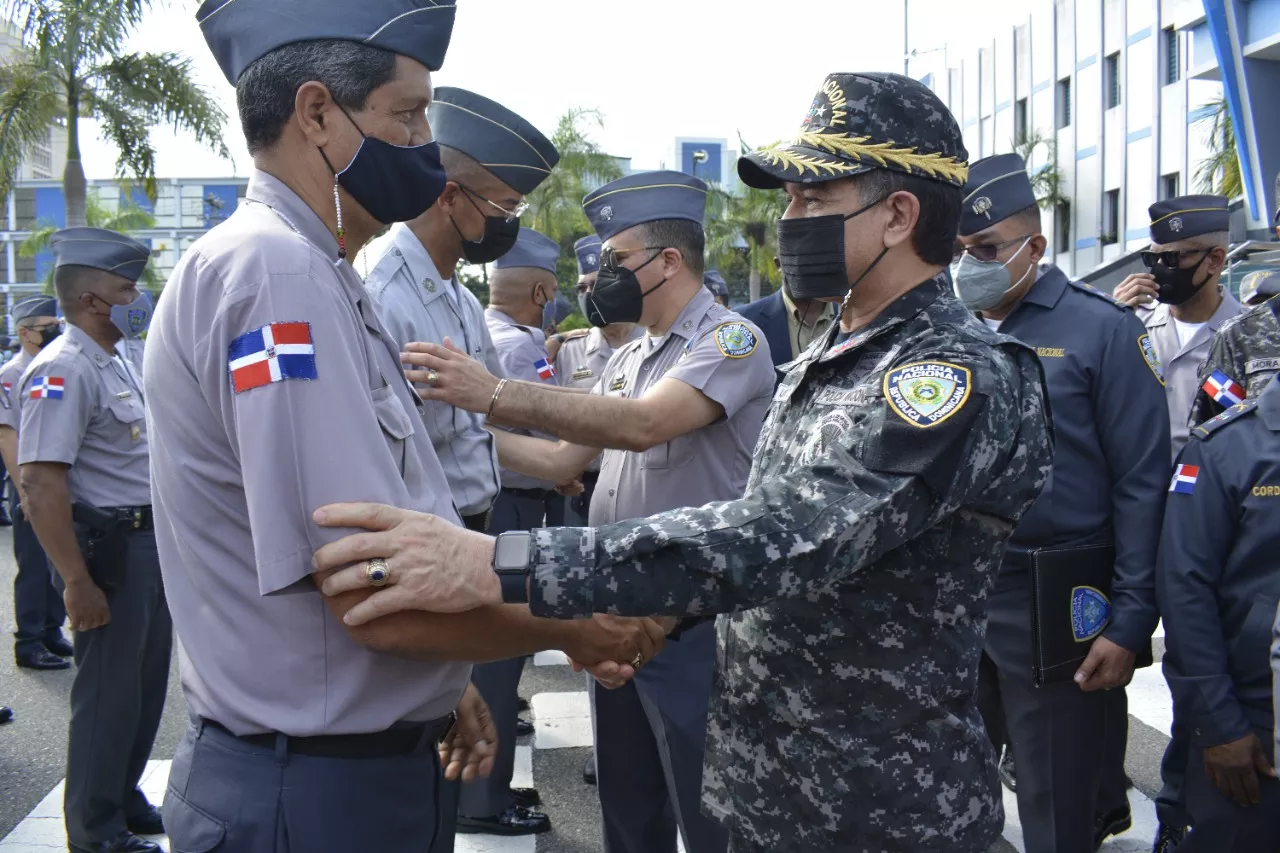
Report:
738,72,969,190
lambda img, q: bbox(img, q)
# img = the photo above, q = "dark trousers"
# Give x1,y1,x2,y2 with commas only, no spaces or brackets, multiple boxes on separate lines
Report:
1099,686,1131,813
65,529,172,847
592,621,728,853
982,665,1120,853
1173,726,1280,853
1157,718,1192,828
565,471,599,527
11,494,66,655
457,488,545,819
164,719,446,853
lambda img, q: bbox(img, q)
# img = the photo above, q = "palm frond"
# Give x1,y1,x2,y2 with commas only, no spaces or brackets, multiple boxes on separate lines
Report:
0,57,60,199
523,107,623,245
1193,94,1242,198
1012,128,1068,210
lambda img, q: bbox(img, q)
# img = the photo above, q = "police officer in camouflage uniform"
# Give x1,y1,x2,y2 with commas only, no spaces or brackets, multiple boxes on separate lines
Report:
311,72,1056,853
1189,296,1280,426
1157,381,1280,852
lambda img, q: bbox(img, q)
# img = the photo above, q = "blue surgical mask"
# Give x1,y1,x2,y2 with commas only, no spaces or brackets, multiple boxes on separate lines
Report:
950,238,1033,312
110,291,153,340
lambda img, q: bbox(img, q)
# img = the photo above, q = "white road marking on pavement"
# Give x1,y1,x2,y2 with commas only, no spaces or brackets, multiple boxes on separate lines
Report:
1001,785,1158,852
1128,663,1174,737
534,650,570,667
531,691,593,749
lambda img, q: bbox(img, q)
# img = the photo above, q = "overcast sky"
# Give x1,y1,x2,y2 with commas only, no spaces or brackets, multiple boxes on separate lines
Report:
76,0,1022,181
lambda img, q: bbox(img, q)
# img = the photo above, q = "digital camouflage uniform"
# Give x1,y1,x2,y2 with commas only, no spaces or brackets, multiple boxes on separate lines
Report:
1189,298,1280,426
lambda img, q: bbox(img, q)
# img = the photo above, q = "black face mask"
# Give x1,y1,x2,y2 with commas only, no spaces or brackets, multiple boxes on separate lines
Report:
776,198,887,300
451,189,521,264
586,250,666,327
30,324,60,349
319,106,448,226
1150,252,1210,305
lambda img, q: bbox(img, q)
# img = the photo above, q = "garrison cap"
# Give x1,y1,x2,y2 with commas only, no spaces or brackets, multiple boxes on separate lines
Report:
494,228,560,274
197,0,457,85
738,72,968,190
429,88,559,195
548,294,574,326
583,170,708,243
703,270,729,299
48,228,150,283
958,153,1037,236
574,235,602,276
1239,270,1280,305
11,296,58,323
1148,195,1229,245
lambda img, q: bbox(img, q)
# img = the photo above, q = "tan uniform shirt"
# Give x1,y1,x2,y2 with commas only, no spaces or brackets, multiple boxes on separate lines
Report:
144,170,469,736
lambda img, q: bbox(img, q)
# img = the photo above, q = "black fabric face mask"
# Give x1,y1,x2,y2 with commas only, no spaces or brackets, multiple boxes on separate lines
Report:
1150,253,1210,305
586,250,666,327
319,106,448,226
776,198,885,301
452,190,521,264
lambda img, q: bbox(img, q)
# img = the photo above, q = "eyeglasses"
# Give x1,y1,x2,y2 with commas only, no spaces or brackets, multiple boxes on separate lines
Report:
953,235,1034,263
457,184,528,223
600,246,666,270
1141,249,1208,269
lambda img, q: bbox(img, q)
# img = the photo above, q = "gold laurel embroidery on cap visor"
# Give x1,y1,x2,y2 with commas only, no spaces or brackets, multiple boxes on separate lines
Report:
754,132,970,185
881,360,973,428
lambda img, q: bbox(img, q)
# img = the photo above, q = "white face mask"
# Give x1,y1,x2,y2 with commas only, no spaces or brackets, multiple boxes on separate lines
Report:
950,237,1034,312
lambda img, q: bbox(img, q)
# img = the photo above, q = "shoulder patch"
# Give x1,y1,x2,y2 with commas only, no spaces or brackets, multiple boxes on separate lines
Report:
1138,334,1164,385
882,360,972,428
713,322,758,358
228,322,317,394
1070,280,1129,310
29,376,65,400
1071,586,1111,641
1192,399,1257,440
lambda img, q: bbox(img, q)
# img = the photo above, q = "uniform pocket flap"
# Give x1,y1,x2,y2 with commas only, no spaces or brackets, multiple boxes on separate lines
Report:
164,786,227,852
106,396,145,424
371,384,415,440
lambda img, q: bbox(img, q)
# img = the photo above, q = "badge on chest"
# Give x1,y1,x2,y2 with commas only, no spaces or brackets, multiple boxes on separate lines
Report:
608,375,627,393
573,366,594,381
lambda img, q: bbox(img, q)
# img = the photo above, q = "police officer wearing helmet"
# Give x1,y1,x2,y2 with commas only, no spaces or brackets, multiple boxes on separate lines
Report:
0,295,72,672
310,72,1054,853
147,2,664,850
953,153,1169,853
20,228,168,853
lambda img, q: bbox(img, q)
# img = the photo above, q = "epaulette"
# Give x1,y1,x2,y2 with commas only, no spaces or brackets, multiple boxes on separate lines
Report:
1069,280,1129,311
1192,399,1258,440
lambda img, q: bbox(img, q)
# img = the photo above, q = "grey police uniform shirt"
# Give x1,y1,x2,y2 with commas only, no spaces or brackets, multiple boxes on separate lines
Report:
588,288,775,527
1137,290,1244,458
18,324,150,508
144,170,469,737
0,348,33,431
553,326,642,473
1158,382,1280,747
363,223,503,516
486,308,558,491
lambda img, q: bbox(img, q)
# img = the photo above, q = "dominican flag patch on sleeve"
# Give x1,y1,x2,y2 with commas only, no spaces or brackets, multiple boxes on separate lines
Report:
1169,464,1199,495
29,376,64,400
534,357,556,381
1202,370,1246,407
229,322,317,394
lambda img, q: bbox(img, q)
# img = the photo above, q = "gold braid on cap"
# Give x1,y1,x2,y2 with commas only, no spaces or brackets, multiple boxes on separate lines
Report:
755,131,969,185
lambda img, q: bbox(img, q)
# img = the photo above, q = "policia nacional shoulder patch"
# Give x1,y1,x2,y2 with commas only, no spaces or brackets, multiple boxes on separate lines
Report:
714,322,758,358
883,361,972,428
1138,333,1164,386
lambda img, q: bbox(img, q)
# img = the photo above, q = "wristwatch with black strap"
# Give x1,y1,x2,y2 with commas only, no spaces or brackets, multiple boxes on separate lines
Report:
492,531,532,604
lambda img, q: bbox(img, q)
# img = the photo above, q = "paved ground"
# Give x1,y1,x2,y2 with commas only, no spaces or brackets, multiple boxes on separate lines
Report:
0,528,1176,851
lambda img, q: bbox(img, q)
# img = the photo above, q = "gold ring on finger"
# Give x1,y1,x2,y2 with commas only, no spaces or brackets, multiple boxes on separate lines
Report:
425,369,440,387
366,558,392,588
631,652,644,669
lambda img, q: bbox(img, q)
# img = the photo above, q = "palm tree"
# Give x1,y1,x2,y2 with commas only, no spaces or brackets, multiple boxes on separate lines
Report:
0,0,230,227
1012,128,1068,210
19,189,163,291
522,108,623,244
1194,93,1243,199
705,136,786,303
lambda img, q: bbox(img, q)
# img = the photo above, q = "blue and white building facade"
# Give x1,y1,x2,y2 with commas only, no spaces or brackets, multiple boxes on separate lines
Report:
910,0,1280,279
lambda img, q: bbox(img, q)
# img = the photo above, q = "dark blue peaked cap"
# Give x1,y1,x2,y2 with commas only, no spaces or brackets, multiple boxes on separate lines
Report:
430,88,559,196
198,0,457,85
583,171,708,243
11,296,57,323
494,228,560,274
1148,195,1229,245
959,153,1037,236
574,235,602,275
703,270,728,298
48,228,150,284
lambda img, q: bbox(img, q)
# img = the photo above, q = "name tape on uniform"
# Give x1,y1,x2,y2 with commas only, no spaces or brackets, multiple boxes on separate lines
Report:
882,361,971,428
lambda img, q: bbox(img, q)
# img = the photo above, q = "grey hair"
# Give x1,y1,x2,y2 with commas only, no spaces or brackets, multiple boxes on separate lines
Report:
236,40,398,155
